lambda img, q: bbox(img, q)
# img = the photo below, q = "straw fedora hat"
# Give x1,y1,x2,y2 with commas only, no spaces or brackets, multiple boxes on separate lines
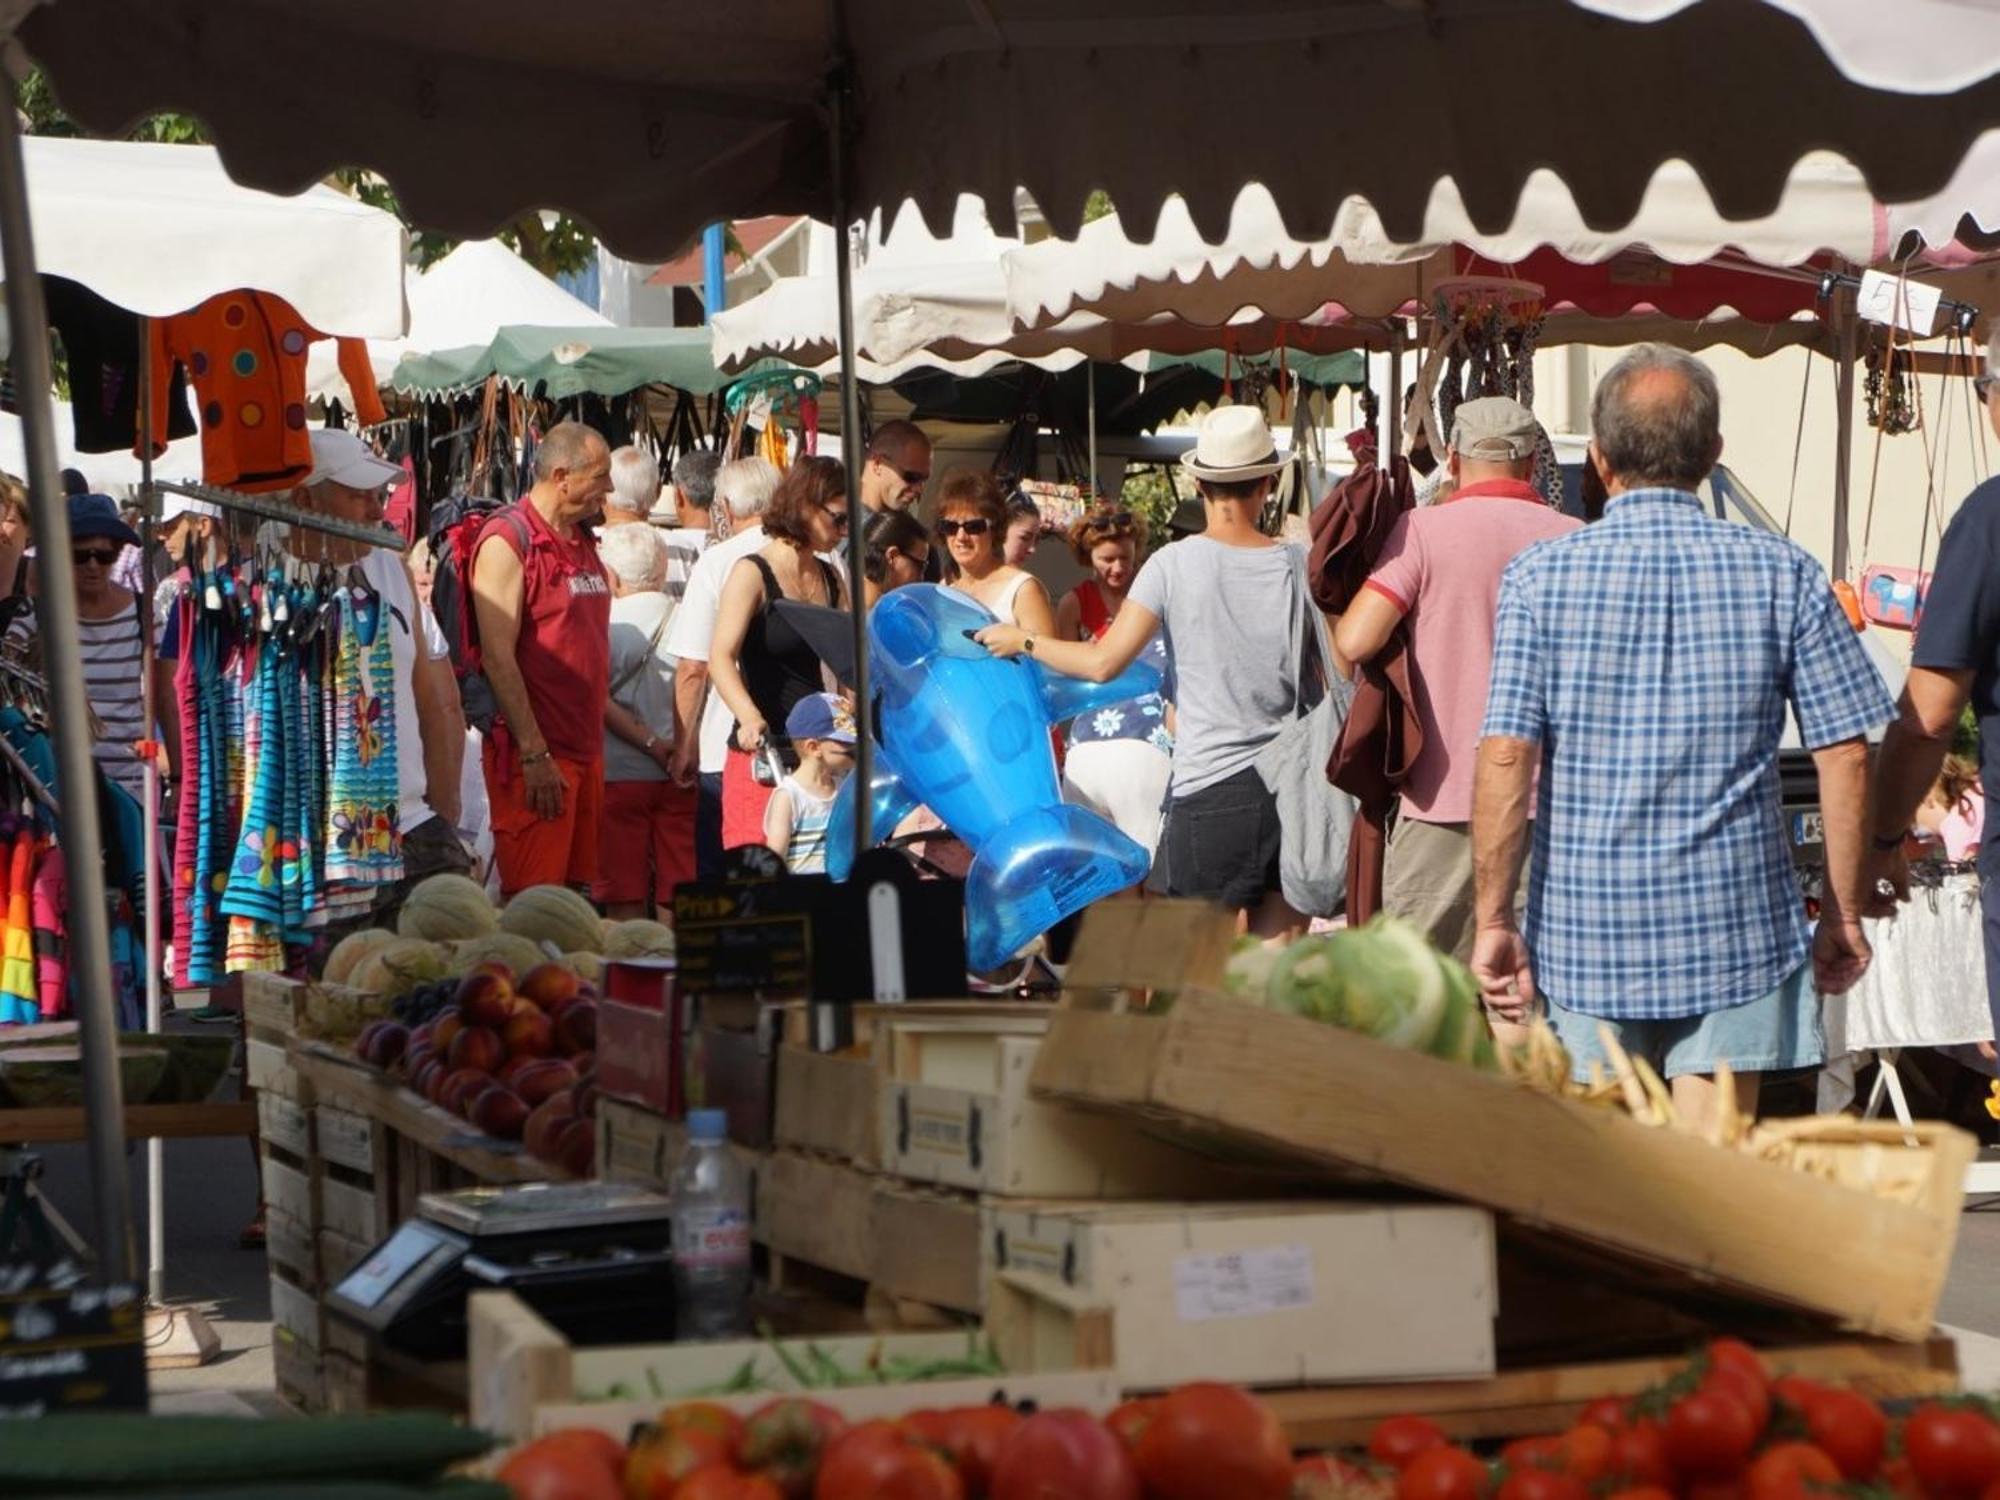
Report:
1180,405,1285,483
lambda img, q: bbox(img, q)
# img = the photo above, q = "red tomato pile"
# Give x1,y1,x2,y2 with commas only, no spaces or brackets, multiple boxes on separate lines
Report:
499,1382,1301,1500
496,1346,2000,1500
1365,1340,2000,1500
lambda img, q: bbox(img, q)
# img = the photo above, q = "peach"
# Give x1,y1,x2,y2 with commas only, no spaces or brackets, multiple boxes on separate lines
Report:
502,1009,554,1060
424,1061,458,1108
517,962,581,1014
430,1012,465,1054
441,1067,491,1119
409,1058,445,1102
401,1041,437,1080
447,1024,505,1075
523,1092,577,1161
357,1020,409,1071
554,1116,595,1179
469,1085,530,1142
569,1077,598,1120
552,999,596,1057
512,1058,578,1108
455,968,514,1029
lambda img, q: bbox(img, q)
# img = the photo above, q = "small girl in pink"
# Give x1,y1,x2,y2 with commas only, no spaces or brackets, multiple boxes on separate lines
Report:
1916,754,1985,862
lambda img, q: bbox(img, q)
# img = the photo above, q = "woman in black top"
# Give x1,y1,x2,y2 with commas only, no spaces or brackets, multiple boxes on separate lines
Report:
708,456,850,848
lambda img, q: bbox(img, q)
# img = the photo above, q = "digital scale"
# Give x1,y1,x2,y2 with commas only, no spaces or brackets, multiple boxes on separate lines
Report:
326,1180,676,1362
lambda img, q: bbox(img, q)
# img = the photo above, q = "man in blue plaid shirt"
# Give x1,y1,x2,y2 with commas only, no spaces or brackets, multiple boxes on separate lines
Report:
1470,345,1892,1132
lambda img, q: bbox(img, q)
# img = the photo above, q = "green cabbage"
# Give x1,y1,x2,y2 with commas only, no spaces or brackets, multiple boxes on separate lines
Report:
1223,935,1285,1004
1430,953,1499,1071
1265,917,1448,1052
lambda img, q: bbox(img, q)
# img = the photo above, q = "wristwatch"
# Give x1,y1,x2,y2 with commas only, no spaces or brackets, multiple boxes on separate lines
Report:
1023,635,1037,655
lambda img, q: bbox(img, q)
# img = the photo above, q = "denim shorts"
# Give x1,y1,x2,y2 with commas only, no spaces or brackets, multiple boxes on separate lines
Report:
1546,963,1823,1082
1158,766,1283,912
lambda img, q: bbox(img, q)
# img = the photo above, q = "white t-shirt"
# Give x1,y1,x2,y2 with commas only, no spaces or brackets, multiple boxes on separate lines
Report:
664,523,767,776
359,548,452,834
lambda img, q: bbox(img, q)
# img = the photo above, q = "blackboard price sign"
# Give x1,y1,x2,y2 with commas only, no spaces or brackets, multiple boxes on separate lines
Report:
0,1263,147,1416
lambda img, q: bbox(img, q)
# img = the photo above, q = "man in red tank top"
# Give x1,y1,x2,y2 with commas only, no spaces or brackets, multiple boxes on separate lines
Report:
472,421,615,896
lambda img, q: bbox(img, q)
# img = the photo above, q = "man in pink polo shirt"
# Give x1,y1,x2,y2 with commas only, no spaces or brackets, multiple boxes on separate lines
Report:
1334,397,1579,964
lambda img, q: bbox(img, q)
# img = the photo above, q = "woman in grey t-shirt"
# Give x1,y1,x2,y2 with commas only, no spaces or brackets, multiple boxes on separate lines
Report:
977,407,1309,938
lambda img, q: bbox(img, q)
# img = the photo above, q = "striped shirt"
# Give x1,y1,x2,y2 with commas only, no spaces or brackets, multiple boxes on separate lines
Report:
79,601,150,804
773,773,834,875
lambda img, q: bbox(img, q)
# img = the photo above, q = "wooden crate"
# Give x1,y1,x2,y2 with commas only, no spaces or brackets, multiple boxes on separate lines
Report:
469,1289,1116,1445
257,1091,313,1160
985,1201,1496,1390
318,1226,374,1290
757,1149,876,1285
598,1097,762,1194
1031,902,1978,1342
245,1037,307,1102
272,1325,324,1413
268,1258,323,1352
879,1020,1306,1199
315,1104,376,1175
773,1043,880,1167
870,1181,987,1314
243,971,311,1043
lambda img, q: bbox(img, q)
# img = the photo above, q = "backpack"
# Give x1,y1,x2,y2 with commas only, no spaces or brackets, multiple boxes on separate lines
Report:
427,492,530,733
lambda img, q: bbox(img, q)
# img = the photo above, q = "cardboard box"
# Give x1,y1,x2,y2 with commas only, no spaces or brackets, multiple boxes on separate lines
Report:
987,1201,1497,1390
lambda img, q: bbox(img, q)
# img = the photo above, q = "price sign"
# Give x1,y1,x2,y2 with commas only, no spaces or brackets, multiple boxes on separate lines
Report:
0,1264,147,1417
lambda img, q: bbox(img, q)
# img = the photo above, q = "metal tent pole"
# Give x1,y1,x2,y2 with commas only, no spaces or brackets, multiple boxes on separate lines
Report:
0,66,137,1284
1387,322,1405,458
828,43,871,857
1831,293,1859,581
137,319,164,1304
1086,363,1098,497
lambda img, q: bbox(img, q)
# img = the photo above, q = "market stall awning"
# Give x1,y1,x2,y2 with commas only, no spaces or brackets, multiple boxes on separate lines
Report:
19,2,2000,262
389,324,775,399
306,239,607,402
1,136,407,339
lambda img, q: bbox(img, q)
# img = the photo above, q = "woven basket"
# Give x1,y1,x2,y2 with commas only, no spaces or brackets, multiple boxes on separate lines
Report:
1745,1116,1957,1207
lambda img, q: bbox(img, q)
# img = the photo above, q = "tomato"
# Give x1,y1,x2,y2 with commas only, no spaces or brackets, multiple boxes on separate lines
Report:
1771,1377,1826,1415
1371,1416,1450,1471
1500,1438,1562,1472
659,1401,749,1449
1554,1425,1613,1483
1685,1481,1744,1500
1579,1398,1630,1431
933,1405,1022,1496
1802,1388,1886,1481
1106,1398,1160,1453
1495,1468,1590,1500
678,1467,785,1500
498,1436,623,1500
1744,1442,1841,1500
531,1428,627,1478
1295,1454,1394,1500
990,1409,1138,1500
1665,1389,1760,1479
626,1423,739,1500
815,1421,964,1500
1606,1421,1671,1488
1707,1339,1769,1391
1603,1490,1676,1500
1881,1457,1925,1500
742,1399,849,1500
1704,1369,1771,1440
1905,1404,2000,1498
1133,1382,1292,1500
1398,1448,1492,1500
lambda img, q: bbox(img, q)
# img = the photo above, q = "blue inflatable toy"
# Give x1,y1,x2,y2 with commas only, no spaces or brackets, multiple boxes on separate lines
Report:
827,584,1164,971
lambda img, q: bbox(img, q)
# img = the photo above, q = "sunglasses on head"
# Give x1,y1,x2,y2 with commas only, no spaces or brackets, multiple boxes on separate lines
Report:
72,546,120,566
937,517,991,538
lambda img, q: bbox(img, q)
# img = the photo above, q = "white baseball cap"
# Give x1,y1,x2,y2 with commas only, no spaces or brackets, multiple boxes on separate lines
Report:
159,495,221,524
306,428,402,492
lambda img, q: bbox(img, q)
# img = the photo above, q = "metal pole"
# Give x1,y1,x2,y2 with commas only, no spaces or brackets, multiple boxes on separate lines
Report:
1387,321,1404,459
829,46,872,855
1832,292,1858,581
1086,363,1098,498
0,70,137,1284
137,319,164,1305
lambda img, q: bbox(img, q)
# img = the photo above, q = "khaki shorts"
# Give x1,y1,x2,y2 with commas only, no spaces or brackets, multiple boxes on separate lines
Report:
1380,816,1527,963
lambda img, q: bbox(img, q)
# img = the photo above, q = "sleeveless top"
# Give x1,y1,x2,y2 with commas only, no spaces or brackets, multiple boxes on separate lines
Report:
477,502,611,763
777,773,836,874
943,570,1033,626
736,551,841,749
1066,579,1172,752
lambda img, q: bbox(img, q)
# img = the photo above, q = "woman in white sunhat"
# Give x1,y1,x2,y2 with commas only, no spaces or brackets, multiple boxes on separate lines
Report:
978,406,1310,939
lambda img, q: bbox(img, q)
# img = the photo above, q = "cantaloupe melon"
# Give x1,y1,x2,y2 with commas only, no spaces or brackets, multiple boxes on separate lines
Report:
498,885,604,955
602,919,675,960
348,937,450,998
322,927,398,986
448,931,550,979
561,951,605,986
396,873,499,942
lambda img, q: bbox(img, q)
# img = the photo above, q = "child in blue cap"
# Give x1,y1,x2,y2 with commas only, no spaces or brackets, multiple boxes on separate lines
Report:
763,692,856,874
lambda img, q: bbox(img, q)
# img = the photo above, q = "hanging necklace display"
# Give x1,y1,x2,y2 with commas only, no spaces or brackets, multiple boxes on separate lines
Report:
1864,346,1919,435
1417,276,1561,507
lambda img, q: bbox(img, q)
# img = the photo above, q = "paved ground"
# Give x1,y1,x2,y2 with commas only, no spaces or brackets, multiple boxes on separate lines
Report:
23,1128,2000,1408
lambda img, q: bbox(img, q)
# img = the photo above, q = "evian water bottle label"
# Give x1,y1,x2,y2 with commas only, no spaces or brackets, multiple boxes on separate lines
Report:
676,1208,751,1268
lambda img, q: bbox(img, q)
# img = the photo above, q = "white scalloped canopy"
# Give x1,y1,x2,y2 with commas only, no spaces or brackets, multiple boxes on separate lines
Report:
18,0,2000,267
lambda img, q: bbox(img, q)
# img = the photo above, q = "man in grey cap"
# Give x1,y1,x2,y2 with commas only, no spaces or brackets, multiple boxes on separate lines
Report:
1333,396,1578,989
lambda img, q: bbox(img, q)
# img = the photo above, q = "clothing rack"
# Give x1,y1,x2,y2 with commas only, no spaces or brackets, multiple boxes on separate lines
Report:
152,478,409,552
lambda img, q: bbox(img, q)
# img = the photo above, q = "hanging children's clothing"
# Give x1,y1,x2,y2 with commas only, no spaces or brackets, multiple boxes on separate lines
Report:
147,290,388,492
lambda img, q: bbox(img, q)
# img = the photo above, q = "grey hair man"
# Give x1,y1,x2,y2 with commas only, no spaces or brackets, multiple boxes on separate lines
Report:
1867,330,2000,1056
603,445,660,527
664,456,783,876
1470,345,1892,1135
298,428,470,928
651,449,721,604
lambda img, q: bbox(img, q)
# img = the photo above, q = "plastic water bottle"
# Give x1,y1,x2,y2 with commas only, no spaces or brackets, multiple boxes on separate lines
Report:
670,1109,752,1339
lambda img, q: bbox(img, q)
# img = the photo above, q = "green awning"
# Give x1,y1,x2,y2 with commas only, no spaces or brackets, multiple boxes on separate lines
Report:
1145,349,1366,388
390,324,789,399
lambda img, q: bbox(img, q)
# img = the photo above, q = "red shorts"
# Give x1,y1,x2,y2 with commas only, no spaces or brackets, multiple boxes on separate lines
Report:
484,741,604,897
720,746,777,851
594,778,699,906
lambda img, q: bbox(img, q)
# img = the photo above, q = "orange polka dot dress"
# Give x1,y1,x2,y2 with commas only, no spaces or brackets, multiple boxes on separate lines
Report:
145,290,386,492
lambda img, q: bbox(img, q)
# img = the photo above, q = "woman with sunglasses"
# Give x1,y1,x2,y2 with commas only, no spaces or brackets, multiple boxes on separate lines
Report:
934,469,1055,635
1054,505,1173,858
64,493,179,808
708,455,851,849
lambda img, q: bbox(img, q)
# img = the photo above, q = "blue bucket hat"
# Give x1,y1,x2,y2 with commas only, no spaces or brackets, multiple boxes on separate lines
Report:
68,492,141,549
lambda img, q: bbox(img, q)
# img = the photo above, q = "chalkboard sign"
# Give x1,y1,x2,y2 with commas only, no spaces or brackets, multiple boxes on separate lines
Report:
673,882,813,1000
0,1263,147,1417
